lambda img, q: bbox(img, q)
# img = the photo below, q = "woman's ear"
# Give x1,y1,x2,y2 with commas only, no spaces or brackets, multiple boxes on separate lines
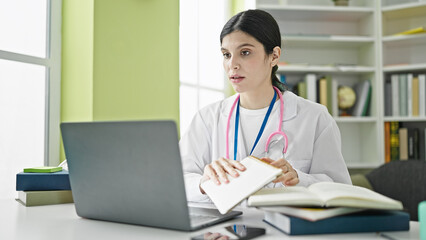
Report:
271,46,281,66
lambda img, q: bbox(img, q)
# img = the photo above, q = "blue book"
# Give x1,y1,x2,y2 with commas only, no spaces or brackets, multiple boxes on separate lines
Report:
264,210,409,235
16,170,71,191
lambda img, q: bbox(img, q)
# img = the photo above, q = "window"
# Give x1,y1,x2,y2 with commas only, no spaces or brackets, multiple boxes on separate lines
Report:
179,0,230,135
0,0,61,199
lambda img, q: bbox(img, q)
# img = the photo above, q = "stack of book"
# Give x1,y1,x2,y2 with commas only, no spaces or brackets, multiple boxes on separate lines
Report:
292,74,371,117
384,121,425,162
16,166,73,206
247,182,409,235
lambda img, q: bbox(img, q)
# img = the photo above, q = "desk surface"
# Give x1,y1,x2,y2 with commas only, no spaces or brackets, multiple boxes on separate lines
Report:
0,199,420,240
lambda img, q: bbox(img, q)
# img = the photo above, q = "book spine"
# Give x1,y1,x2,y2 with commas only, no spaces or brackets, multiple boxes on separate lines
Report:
420,74,426,117
16,172,71,191
319,77,327,108
305,74,317,103
399,74,408,117
412,76,419,116
391,74,399,116
264,211,409,235
385,80,392,116
331,79,338,117
407,74,413,117
384,122,391,163
408,128,419,159
326,76,333,115
297,81,307,99
399,128,408,160
390,122,400,161
361,83,372,116
18,190,74,206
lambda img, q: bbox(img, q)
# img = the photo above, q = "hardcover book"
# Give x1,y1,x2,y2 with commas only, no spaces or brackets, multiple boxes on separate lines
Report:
16,170,71,191
17,190,73,206
264,210,410,235
258,206,364,222
248,182,403,210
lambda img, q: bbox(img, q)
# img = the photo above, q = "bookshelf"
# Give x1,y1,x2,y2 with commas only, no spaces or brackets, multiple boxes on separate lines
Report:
251,0,426,168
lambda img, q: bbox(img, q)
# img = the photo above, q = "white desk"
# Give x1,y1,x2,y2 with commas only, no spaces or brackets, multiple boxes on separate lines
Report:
0,199,420,240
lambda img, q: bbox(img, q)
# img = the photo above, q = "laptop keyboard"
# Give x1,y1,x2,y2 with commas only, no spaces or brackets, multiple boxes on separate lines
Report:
189,207,221,226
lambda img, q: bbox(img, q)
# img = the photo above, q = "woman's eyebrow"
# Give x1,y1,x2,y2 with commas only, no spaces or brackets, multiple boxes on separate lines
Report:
221,43,255,51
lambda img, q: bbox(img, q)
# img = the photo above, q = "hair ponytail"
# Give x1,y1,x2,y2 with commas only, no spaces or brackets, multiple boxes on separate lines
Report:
271,65,286,92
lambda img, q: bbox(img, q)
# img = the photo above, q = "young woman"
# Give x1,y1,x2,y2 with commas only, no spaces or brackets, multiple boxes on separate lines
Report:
180,9,351,202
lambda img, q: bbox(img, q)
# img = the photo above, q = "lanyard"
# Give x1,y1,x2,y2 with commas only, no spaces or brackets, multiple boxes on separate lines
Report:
233,90,277,160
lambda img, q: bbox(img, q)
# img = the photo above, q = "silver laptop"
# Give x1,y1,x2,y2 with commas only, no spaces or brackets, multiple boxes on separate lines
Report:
61,120,241,231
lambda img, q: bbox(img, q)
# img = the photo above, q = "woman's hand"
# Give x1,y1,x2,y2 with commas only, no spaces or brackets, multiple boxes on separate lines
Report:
262,157,299,186
199,157,246,194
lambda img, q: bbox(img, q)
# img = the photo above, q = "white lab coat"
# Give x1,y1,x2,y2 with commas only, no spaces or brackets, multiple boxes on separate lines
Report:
179,91,351,202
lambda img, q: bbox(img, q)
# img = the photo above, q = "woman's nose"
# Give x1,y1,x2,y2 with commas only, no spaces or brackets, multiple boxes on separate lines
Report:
230,57,240,70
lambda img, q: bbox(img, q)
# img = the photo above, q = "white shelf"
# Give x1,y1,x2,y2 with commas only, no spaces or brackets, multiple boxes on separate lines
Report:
284,35,374,48
346,162,382,169
383,63,426,72
382,2,426,18
278,65,375,74
335,117,377,123
258,5,373,21
384,117,426,122
382,33,426,47
258,0,426,167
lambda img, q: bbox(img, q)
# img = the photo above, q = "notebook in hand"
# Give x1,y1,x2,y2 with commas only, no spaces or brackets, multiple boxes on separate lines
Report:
61,120,241,231
201,156,282,214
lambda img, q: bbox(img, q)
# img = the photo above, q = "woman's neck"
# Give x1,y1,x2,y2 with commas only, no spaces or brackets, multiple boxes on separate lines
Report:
239,87,276,110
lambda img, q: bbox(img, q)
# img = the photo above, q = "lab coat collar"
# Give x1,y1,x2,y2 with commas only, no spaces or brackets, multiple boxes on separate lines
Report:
222,90,298,122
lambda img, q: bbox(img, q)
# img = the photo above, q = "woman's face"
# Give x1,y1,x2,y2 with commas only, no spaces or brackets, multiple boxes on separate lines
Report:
221,30,274,94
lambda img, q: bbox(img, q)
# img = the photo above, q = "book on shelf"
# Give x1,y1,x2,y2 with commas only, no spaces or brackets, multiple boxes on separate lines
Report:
263,210,409,236
258,206,364,222
412,75,419,116
399,74,408,116
399,128,408,160
247,182,403,210
391,74,400,116
351,80,371,117
420,74,426,117
384,122,391,163
390,122,400,161
407,74,413,116
318,77,328,109
305,73,316,103
407,128,419,159
16,170,71,191
393,26,426,36
200,156,282,214
384,80,392,116
17,190,73,207
296,81,307,99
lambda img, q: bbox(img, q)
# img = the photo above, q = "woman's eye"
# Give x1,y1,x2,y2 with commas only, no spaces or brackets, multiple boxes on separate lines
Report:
241,50,250,56
223,53,231,59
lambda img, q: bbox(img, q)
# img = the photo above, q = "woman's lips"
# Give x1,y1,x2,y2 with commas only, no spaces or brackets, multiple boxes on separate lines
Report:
230,75,245,83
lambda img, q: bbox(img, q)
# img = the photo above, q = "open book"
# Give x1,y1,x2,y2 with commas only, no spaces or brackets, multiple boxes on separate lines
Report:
201,156,282,214
248,182,403,210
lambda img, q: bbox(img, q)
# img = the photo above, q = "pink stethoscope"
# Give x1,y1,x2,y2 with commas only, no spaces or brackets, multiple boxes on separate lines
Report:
225,86,288,160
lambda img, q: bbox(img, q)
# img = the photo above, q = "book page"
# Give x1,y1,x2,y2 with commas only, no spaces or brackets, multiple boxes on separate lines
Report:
248,186,324,207
201,156,282,214
308,182,402,209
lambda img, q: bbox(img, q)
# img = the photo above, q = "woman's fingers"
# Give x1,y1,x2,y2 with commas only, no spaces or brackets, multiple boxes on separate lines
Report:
273,171,299,186
202,158,246,186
